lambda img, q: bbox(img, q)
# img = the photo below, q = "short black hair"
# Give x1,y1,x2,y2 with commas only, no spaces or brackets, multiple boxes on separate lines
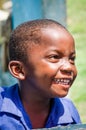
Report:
8,19,67,63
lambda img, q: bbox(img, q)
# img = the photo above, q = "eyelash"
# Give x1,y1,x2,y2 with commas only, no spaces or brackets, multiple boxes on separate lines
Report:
69,56,76,64
50,55,59,59
46,54,76,64
46,54,60,62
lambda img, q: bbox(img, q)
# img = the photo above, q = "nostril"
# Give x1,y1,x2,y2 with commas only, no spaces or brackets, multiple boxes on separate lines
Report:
61,69,73,76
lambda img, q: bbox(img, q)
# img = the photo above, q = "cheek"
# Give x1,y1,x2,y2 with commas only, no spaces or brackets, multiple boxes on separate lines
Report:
36,62,59,77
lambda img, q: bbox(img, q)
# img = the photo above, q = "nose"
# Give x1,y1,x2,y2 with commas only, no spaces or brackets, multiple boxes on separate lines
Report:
60,60,73,76
61,68,73,76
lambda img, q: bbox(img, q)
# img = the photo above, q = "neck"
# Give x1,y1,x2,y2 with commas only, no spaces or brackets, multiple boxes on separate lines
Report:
19,84,51,128
19,82,51,113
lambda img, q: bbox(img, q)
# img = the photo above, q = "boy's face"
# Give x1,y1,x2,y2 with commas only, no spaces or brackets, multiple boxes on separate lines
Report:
25,27,77,98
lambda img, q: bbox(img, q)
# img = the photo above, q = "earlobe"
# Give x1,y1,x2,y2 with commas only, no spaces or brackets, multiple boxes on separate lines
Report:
8,61,25,80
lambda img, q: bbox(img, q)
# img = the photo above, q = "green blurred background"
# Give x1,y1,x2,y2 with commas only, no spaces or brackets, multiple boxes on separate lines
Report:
67,0,86,123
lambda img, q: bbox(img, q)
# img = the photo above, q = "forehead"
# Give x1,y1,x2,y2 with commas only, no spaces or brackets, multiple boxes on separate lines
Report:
27,27,75,56
40,26,72,38
40,27,75,47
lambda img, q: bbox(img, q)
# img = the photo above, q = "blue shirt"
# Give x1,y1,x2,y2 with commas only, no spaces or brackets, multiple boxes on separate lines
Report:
0,84,81,130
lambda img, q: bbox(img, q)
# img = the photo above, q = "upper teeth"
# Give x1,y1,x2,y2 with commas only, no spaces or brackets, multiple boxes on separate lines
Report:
53,78,71,85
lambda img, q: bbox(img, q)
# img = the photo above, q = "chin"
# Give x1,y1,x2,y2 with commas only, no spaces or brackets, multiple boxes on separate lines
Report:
50,88,69,98
59,92,69,98
54,91,68,98
59,94,67,98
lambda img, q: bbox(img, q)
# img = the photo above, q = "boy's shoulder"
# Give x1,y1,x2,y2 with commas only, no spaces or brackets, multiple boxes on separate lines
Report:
0,84,18,110
0,84,18,97
0,86,7,106
0,84,28,130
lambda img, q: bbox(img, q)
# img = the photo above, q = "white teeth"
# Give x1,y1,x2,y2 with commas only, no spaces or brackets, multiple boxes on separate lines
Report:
53,78,71,85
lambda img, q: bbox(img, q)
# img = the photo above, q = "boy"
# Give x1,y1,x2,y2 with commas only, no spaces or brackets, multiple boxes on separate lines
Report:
0,19,81,129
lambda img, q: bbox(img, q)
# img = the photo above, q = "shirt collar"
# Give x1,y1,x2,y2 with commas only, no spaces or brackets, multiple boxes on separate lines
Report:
46,98,74,127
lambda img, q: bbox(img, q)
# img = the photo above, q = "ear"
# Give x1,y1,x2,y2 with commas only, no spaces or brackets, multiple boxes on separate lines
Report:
8,61,26,80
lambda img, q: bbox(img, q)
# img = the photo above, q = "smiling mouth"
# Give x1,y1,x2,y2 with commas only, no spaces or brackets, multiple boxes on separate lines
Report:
53,78,72,85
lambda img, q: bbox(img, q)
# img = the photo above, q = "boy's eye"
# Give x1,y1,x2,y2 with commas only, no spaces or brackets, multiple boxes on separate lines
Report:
69,56,76,64
46,54,60,63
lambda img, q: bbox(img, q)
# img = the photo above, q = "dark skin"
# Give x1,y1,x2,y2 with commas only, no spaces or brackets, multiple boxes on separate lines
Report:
9,27,77,128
